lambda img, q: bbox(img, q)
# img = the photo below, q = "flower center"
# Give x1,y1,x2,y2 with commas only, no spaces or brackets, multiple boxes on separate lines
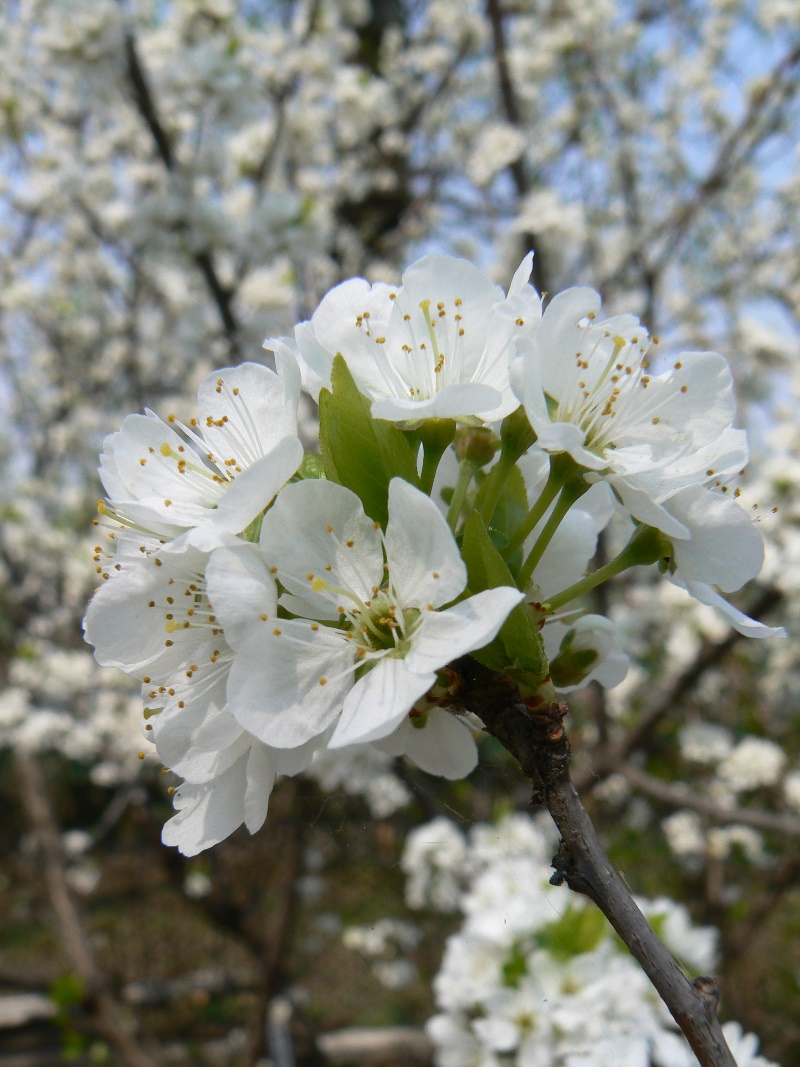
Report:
349,591,421,656
311,575,421,660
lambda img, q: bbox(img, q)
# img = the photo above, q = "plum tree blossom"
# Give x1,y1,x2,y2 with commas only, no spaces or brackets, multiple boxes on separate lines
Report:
3,0,800,1062
97,358,303,553
208,476,523,752
405,813,778,1067
283,253,541,422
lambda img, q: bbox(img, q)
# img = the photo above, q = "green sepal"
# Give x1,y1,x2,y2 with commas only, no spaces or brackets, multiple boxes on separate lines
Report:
549,644,599,688
296,451,327,480
318,355,421,526
243,511,265,543
460,512,548,681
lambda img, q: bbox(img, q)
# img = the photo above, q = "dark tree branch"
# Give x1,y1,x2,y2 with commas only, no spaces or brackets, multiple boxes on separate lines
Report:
485,0,549,294
574,585,784,793
598,40,800,293
245,780,307,1067
620,764,800,838
456,658,736,1067
121,31,242,358
15,753,164,1067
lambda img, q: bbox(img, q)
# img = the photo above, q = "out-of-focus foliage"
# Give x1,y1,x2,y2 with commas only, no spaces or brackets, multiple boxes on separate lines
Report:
1,0,799,1064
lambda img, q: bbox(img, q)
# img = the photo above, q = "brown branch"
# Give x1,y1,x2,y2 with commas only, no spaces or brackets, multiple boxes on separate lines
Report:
457,658,736,1067
485,0,548,294
14,752,164,1067
245,780,306,1067
574,585,784,793
121,31,241,358
727,854,800,956
598,40,800,292
620,765,800,838
317,1026,433,1064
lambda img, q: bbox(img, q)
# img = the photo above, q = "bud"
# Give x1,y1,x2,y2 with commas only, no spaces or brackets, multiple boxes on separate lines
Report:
417,418,457,454
454,425,500,468
545,614,628,691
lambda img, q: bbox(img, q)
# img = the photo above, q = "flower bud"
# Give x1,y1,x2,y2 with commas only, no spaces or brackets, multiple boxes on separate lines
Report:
454,426,500,468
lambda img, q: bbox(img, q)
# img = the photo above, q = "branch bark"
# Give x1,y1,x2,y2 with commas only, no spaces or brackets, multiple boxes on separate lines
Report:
121,31,242,358
620,764,800,838
14,752,164,1067
485,0,549,294
598,40,800,293
457,658,736,1067
574,585,784,793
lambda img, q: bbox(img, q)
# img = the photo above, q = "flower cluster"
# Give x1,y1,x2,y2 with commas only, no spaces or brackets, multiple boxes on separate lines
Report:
403,813,777,1067
85,253,782,855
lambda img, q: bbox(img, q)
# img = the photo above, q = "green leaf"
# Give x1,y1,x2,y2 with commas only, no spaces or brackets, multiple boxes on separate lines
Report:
460,512,547,680
501,941,529,988
475,463,529,564
49,973,86,1010
318,356,420,526
537,903,607,960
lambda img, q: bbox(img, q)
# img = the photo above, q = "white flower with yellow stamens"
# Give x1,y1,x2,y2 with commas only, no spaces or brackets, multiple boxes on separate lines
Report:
98,356,303,554
83,544,322,856
277,253,541,423
511,288,748,539
207,477,524,751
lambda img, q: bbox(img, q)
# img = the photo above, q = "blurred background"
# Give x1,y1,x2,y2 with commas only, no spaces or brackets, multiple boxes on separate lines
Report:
1,1,799,1064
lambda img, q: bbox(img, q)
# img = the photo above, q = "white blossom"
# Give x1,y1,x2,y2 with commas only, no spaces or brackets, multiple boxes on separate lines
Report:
282,253,541,422
208,477,523,756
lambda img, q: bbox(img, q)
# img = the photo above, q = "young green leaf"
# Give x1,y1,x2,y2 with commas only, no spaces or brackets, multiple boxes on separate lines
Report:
460,511,547,680
318,355,420,526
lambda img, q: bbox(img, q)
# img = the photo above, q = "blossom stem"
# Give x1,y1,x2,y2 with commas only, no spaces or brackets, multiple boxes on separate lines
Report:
420,440,447,496
418,418,456,496
542,524,671,613
518,479,589,590
502,463,564,560
446,459,478,532
478,452,516,525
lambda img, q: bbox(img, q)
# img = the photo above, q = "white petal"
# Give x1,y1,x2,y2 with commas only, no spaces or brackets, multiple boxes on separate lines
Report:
277,733,326,776
157,704,250,783
648,351,736,444
206,544,278,649
672,577,786,639
385,479,466,607
609,477,690,539
383,707,478,779
85,554,208,672
533,419,607,471
305,277,397,399
261,479,383,612
404,587,525,674
507,252,534,299
394,256,502,379
102,412,212,510
227,622,353,747
667,486,763,592
371,383,503,422
527,506,597,599
162,754,248,856
275,327,332,401
243,744,278,834
197,361,299,459
208,436,303,535
329,657,436,748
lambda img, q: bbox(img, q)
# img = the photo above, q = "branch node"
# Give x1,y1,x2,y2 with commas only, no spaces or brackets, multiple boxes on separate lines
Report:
692,975,721,1019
